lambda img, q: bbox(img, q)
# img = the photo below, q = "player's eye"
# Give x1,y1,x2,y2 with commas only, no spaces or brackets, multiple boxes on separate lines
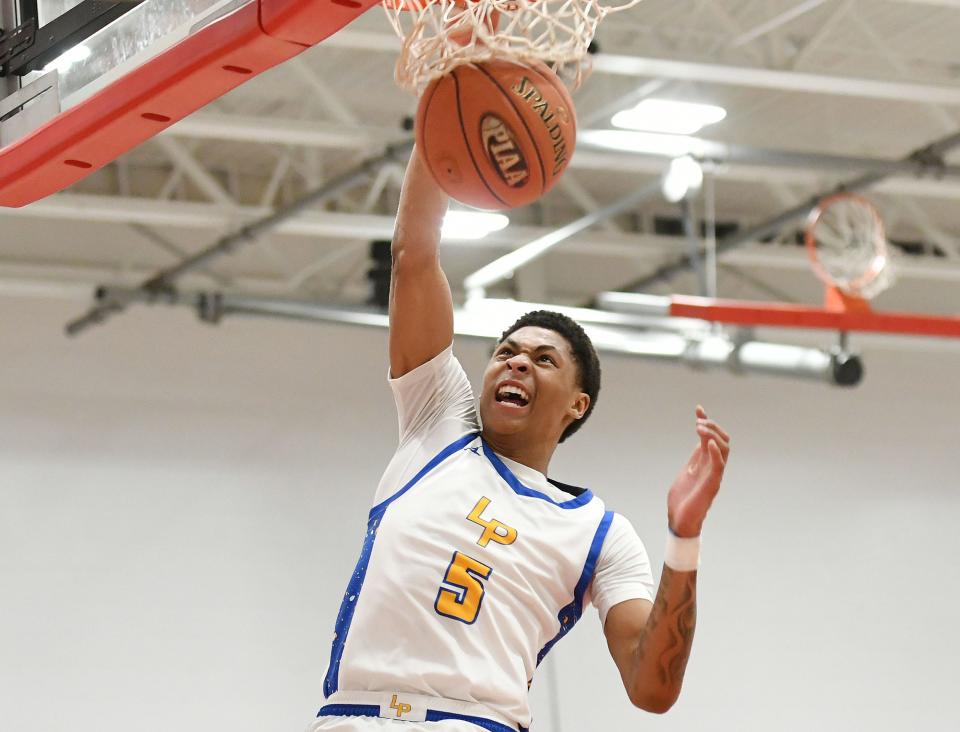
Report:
538,354,555,365
497,348,512,358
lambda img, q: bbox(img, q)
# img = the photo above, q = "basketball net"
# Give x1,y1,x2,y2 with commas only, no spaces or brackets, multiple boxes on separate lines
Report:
383,0,642,93
805,192,895,304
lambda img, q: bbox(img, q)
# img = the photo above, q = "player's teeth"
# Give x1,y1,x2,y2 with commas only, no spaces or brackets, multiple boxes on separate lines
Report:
497,385,529,402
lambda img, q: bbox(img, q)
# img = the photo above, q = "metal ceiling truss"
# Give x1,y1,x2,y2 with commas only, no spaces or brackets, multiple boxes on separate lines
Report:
65,139,414,335
6,2,960,390
56,145,871,388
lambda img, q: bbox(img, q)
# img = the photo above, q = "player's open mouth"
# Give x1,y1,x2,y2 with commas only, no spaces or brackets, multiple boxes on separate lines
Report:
496,384,530,408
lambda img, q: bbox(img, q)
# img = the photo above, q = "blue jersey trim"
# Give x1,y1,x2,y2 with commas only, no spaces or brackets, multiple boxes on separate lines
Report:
481,440,594,509
316,703,380,718
369,432,479,518
427,709,525,732
316,704,523,732
536,510,615,665
323,432,478,697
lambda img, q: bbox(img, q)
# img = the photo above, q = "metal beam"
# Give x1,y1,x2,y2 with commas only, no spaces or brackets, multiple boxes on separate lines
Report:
577,130,960,178
556,174,622,232
259,153,293,208
153,113,960,198
287,57,359,126
327,30,960,106
153,137,236,206
731,0,829,48
7,244,959,304
463,180,664,298
848,12,958,133
64,140,415,336
891,199,960,258
788,0,856,69
5,193,685,258
592,52,960,106
161,113,401,149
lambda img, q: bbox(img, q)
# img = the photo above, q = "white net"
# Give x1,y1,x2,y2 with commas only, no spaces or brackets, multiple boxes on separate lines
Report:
807,194,894,300
383,0,642,93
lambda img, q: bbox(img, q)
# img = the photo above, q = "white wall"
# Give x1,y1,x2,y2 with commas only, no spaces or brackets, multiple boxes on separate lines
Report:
2,294,958,731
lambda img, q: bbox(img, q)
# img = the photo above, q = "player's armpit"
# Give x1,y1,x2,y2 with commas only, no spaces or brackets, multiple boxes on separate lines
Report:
389,146,454,378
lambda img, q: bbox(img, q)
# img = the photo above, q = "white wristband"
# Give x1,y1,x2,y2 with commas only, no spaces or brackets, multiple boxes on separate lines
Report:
664,532,701,572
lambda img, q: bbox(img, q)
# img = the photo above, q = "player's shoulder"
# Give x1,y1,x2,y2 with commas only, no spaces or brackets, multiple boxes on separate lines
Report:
601,512,647,556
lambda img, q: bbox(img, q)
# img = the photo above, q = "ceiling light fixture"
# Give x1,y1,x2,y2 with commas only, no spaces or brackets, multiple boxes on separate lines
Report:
662,155,704,203
612,99,727,135
441,210,510,240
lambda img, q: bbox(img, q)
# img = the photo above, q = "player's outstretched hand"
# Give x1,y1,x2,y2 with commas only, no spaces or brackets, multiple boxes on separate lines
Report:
667,406,730,538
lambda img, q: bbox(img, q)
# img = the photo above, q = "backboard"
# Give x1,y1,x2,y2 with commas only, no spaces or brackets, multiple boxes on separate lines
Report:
0,0,381,207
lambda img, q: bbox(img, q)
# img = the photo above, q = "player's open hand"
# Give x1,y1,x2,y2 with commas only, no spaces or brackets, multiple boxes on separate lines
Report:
667,406,730,538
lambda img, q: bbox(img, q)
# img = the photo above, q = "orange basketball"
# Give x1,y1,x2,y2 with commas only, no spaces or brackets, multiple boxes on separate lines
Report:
415,60,577,210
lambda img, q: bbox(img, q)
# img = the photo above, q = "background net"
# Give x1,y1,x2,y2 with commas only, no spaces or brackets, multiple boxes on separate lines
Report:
808,194,894,300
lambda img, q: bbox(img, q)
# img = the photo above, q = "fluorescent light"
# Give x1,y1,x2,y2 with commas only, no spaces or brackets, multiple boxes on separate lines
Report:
442,210,509,240
44,44,91,74
578,129,713,157
612,99,727,135
661,156,704,203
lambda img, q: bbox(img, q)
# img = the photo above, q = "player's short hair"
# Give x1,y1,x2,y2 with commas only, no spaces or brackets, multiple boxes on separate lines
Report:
497,310,601,442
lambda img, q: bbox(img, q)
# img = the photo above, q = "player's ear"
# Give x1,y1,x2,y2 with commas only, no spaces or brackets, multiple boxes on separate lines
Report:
569,392,589,420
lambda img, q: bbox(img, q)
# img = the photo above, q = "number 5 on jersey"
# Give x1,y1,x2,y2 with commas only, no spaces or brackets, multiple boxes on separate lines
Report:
435,551,492,624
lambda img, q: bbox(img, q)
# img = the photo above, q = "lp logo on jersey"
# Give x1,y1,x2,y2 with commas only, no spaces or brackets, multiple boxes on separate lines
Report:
467,497,518,548
389,694,412,718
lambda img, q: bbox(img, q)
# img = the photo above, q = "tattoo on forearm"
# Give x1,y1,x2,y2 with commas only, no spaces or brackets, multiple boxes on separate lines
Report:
636,566,697,688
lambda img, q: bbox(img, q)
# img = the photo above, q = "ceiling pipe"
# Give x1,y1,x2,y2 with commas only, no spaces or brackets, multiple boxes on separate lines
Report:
89,286,862,386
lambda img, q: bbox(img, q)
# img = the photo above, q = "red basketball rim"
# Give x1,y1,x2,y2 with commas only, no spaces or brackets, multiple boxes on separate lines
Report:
804,192,888,295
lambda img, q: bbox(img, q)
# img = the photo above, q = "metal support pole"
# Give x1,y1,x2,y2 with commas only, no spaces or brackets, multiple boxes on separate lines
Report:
625,130,960,292
703,163,718,299
65,139,414,336
681,196,706,296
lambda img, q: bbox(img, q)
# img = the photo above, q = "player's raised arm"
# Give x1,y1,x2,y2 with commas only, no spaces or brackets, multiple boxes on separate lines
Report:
604,407,730,713
388,146,454,378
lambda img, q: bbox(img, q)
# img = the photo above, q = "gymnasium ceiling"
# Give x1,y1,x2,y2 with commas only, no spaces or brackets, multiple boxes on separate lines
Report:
2,0,960,328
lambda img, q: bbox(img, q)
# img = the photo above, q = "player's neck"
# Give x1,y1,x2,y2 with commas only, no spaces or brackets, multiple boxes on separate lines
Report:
482,430,556,475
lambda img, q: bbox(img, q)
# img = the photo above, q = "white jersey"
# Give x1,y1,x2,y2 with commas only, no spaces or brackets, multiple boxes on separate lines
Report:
319,348,654,731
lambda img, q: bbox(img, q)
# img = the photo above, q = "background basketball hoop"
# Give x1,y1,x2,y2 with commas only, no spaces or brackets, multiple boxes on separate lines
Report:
804,192,894,301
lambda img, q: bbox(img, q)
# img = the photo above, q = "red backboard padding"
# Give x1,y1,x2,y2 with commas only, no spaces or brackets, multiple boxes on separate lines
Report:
0,0,380,208
669,295,960,338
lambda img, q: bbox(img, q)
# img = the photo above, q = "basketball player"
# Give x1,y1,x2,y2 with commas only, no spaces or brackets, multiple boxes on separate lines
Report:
309,148,730,732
